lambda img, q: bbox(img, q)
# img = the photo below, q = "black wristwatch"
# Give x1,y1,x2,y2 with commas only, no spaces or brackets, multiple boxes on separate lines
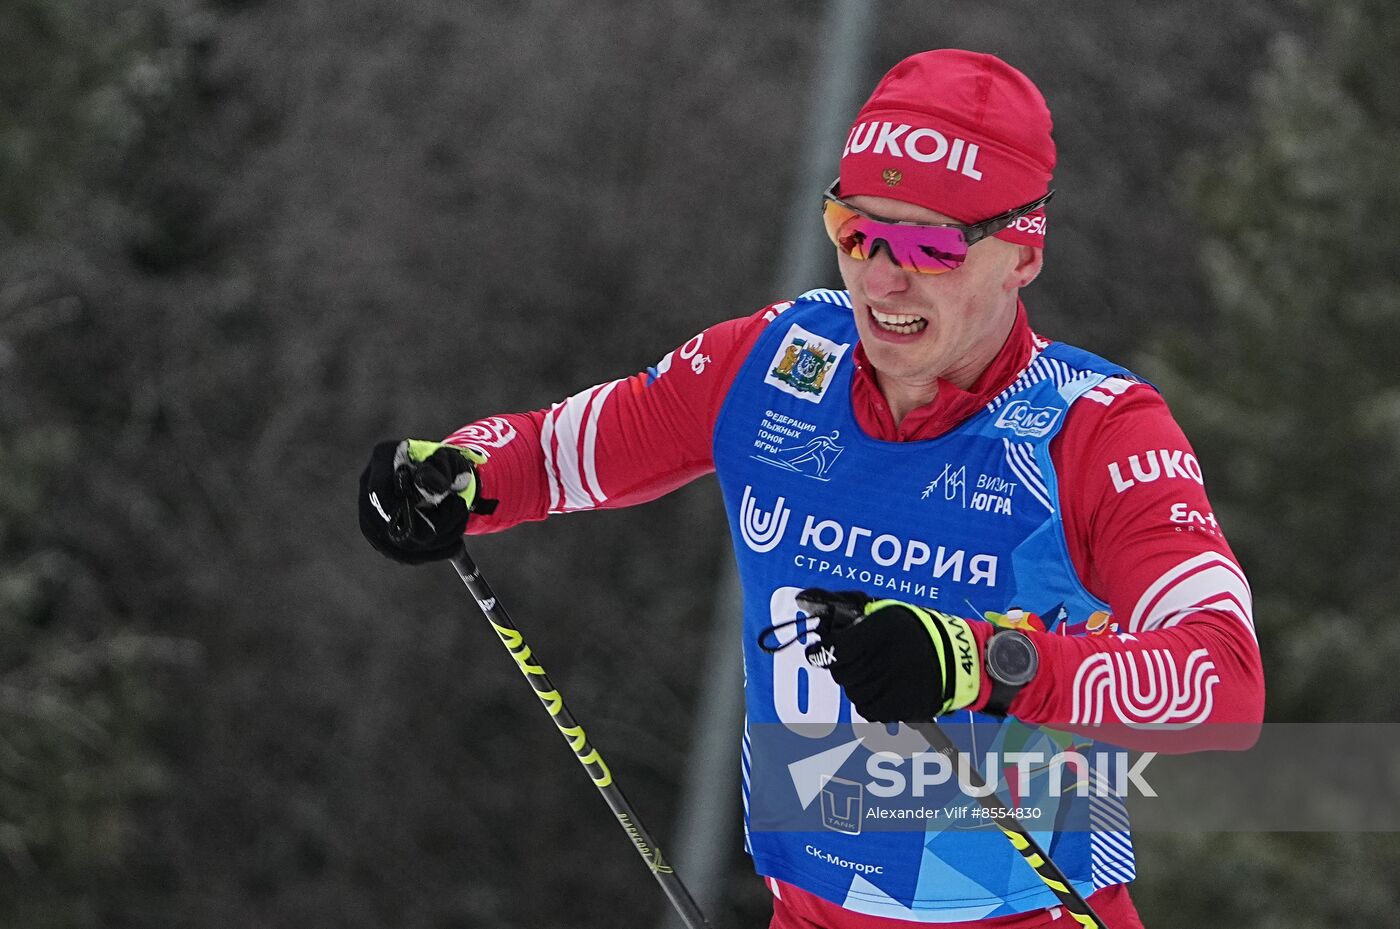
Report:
983,629,1039,717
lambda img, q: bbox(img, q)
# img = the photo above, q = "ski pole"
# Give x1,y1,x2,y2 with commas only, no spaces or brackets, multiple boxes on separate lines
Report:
447,545,713,929
907,720,1108,929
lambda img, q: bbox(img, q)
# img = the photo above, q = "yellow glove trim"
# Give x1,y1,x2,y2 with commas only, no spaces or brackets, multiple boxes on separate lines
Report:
404,439,488,506
866,598,981,715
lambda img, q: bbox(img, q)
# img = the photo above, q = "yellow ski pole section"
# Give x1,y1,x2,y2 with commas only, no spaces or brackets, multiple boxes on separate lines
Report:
909,721,1108,929
486,616,614,787
449,546,711,929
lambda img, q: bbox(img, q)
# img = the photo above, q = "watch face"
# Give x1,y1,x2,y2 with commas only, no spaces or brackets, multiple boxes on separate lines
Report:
990,632,1038,685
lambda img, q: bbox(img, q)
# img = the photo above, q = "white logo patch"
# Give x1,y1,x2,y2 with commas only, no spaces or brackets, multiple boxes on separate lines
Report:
763,324,850,404
994,400,1063,438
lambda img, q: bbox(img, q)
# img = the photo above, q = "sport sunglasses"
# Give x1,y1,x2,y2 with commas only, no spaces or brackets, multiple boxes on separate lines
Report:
821,181,1055,274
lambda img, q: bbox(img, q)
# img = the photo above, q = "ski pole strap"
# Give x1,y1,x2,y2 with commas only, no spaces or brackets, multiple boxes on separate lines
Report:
907,721,1109,929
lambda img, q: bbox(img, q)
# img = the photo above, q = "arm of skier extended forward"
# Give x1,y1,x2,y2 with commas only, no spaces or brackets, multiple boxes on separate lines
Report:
446,305,784,532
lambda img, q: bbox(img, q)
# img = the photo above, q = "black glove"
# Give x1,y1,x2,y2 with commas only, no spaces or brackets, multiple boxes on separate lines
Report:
795,588,981,723
359,439,488,564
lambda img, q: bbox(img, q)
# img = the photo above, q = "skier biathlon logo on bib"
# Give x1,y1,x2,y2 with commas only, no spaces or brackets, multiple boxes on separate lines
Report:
764,323,849,404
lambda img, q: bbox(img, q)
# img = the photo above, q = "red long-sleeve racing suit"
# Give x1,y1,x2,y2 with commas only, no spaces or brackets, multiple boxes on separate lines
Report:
446,299,1264,927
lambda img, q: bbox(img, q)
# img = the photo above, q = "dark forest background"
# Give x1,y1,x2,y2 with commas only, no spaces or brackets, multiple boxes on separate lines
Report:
3,1,1399,926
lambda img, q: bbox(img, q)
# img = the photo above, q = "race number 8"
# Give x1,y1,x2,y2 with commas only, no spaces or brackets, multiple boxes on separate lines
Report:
769,587,843,738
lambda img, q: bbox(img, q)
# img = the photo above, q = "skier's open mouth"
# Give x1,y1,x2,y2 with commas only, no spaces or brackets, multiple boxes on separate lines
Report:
869,306,928,335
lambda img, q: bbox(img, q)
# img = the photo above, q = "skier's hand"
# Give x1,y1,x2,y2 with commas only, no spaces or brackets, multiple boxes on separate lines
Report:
796,588,982,722
359,439,487,564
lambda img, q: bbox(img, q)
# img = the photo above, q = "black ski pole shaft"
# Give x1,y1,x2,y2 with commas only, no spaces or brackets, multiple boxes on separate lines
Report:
907,721,1109,929
448,545,712,929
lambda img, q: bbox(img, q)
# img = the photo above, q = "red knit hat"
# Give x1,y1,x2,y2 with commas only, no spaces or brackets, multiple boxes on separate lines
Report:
839,50,1055,246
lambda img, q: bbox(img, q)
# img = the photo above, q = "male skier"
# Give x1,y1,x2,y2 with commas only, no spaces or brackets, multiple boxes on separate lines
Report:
361,50,1263,928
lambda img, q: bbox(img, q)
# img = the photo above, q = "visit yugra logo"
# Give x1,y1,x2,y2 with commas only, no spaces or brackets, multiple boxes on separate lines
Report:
764,323,850,404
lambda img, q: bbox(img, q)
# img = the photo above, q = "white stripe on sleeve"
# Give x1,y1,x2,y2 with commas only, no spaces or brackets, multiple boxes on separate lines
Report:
1128,552,1255,640
540,379,625,514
